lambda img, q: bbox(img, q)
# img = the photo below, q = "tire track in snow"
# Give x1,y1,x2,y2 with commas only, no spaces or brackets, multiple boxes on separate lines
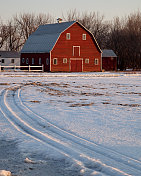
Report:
0,88,105,176
0,85,139,176
12,85,141,175
17,85,141,174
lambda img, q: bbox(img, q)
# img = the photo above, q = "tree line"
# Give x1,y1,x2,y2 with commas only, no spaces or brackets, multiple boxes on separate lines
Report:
0,10,141,70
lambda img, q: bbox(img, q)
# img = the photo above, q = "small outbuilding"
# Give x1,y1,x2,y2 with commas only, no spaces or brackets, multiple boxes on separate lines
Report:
0,51,20,66
21,21,102,72
102,49,117,71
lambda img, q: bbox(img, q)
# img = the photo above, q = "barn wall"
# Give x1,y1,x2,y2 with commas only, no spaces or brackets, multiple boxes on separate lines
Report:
20,53,50,71
51,23,101,72
102,57,117,71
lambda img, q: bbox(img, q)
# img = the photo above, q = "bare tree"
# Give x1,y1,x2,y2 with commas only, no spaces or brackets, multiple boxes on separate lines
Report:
107,11,141,70
0,13,54,51
14,13,54,42
0,20,9,49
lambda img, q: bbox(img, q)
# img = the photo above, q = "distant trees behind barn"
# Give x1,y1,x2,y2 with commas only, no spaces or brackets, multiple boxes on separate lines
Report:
0,10,141,70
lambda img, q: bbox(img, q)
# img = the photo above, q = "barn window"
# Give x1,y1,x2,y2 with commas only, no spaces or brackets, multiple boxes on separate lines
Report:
85,58,89,64
2,59,4,63
11,59,14,63
26,58,29,64
94,58,99,65
53,58,57,65
32,58,34,64
22,58,25,63
63,58,67,64
82,34,86,40
39,58,42,65
66,33,70,40
46,58,49,65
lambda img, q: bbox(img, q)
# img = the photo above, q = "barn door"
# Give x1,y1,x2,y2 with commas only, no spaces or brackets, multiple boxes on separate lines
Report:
70,59,82,72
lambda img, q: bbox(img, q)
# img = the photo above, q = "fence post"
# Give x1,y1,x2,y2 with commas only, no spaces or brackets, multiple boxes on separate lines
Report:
42,64,44,72
29,65,30,72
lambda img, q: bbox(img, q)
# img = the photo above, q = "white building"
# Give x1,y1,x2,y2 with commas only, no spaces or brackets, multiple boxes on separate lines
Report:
0,51,20,67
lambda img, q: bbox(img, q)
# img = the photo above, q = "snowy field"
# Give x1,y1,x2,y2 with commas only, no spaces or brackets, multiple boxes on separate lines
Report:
0,72,141,176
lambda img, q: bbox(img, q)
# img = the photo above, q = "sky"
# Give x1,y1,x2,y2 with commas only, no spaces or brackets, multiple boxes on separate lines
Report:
0,0,141,22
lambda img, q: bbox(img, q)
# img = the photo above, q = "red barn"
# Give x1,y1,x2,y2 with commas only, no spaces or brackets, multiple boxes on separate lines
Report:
102,50,117,71
21,21,102,72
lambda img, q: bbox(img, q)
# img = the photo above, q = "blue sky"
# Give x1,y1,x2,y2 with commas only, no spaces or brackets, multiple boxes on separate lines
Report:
0,0,141,22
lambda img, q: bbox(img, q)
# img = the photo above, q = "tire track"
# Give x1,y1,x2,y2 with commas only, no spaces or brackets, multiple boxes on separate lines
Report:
0,87,106,176
17,85,141,174
0,85,139,176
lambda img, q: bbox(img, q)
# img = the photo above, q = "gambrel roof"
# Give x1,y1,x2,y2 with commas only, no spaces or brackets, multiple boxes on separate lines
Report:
21,21,101,53
21,21,76,53
102,50,117,57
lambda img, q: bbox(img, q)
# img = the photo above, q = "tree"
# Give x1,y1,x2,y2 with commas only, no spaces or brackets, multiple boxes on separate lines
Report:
0,13,54,51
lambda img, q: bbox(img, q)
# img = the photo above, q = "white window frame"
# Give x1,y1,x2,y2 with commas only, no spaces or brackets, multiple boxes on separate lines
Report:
46,58,49,65
32,58,34,64
39,58,42,65
73,46,80,56
82,34,86,40
85,58,89,64
26,58,29,64
66,33,70,40
22,58,25,63
63,58,67,64
53,58,58,65
94,58,99,65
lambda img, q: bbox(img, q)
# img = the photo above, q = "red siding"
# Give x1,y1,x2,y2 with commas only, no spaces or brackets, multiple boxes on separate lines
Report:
51,23,101,72
102,57,117,71
21,53,50,72
71,60,82,72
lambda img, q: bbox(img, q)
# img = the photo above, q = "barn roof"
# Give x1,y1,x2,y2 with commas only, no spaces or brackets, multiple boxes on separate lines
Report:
21,21,101,53
0,51,20,58
21,21,76,53
102,50,117,57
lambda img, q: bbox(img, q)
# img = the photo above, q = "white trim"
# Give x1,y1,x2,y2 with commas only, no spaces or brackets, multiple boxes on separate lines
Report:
94,58,99,65
70,58,83,72
82,59,83,72
85,58,89,64
66,33,71,40
63,58,67,64
73,46,80,56
50,52,51,71
82,34,86,40
53,58,58,65
101,52,102,71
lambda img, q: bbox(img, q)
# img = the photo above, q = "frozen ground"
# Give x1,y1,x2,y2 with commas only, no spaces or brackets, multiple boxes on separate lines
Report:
0,71,141,176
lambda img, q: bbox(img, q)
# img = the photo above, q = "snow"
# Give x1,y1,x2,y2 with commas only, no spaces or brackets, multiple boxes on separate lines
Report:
0,71,141,176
